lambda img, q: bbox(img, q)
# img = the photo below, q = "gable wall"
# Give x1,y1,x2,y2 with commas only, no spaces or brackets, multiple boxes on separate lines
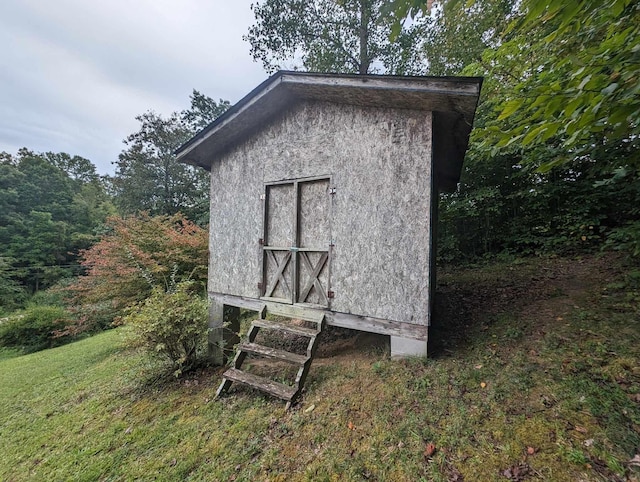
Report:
209,100,433,325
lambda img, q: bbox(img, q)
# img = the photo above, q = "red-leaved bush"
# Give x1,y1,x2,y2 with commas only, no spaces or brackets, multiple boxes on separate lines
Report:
62,213,208,335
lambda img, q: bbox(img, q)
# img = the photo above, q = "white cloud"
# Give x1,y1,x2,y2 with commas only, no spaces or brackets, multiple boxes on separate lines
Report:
0,0,266,174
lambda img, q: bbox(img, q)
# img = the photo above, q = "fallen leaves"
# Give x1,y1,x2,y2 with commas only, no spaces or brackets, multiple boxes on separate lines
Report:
501,462,531,481
526,446,536,455
347,421,355,431
480,382,487,389
447,467,464,481
424,442,436,458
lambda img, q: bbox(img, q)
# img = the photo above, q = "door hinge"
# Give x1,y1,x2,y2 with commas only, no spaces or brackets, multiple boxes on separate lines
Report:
329,187,336,195
327,290,335,299
258,238,264,246
260,193,266,200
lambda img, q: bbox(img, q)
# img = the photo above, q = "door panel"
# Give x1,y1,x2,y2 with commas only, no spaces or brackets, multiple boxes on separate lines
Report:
299,179,330,249
262,177,331,307
264,249,292,302
297,250,329,306
266,183,294,247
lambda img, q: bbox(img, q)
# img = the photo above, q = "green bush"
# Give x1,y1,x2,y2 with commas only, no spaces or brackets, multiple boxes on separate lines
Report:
605,221,640,258
28,279,75,308
123,282,208,376
0,306,74,352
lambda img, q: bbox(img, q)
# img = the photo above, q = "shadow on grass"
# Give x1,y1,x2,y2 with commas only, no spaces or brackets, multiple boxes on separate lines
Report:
428,257,575,358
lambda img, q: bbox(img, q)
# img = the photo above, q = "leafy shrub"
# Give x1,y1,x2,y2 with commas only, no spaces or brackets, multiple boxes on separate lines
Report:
28,278,77,308
0,257,27,314
63,213,208,335
605,221,640,258
123,282,208,376
0,306,74,352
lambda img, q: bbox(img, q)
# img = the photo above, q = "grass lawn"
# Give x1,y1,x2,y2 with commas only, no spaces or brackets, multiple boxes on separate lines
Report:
0,254,639,481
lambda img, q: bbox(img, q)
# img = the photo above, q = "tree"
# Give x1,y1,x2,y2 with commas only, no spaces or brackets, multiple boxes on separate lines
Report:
419,0,517,76
465,0,640,258
0,257,25,313
245,0,429,74
485,0,640,167
388,0,640,261
41,152,101,184
390,0,639,167
112,91,229,224
0,150,114,299
62,213,208,335
182,90,230,131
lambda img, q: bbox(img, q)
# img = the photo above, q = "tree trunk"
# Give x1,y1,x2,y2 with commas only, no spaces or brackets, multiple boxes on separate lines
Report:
358,0,370,74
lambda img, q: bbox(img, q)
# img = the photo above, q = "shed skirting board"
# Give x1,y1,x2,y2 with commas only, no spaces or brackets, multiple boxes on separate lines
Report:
209,292,428,341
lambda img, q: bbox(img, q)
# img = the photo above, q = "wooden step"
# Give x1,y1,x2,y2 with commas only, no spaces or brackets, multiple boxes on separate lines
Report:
216,313,325,407
240,342,308,365
252,319,319,337
222,368,296,401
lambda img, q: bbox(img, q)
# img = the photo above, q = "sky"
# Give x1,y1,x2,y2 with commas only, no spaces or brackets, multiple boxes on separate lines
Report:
0,0,268,175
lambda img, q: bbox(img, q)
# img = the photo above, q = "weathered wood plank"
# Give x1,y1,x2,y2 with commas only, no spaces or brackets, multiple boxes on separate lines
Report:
215,378,232,399
209,292,427,340
253,319,319,337
222,368,296,401
240,342,308,365
264,302,325,323
209,292,265,312
325,312,428,340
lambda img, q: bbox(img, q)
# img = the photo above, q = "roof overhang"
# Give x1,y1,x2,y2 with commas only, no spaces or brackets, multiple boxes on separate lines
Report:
175,71,482,191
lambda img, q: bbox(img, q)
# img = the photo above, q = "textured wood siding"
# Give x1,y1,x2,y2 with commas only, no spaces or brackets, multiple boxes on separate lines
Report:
208,147,263,297
209,100,432,325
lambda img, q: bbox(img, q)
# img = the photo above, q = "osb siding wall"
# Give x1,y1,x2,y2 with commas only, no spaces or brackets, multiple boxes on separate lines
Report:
209,100,433,325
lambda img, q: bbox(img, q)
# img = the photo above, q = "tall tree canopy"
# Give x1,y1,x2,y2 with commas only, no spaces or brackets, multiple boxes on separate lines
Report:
245,0,429,74
385,0,640,260
112,90,230,224
0,149,113,303
482,0,639,166
419,0,517,76
390,0,639,168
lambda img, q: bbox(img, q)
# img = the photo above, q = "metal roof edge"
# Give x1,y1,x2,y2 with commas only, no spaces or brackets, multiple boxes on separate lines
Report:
175,71,287,160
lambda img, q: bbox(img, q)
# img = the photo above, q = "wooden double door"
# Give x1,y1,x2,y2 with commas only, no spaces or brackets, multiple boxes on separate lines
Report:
260,177,332,307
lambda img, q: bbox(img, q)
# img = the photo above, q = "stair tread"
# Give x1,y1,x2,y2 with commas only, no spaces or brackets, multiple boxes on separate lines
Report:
253,319,320,337
223,368,297,401
240,342,308,365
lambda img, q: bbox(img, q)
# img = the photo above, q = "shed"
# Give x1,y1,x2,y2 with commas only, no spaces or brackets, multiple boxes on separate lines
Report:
176,71,482,365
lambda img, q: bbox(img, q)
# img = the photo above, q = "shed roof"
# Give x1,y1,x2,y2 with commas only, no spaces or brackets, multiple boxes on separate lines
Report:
175,71,482,191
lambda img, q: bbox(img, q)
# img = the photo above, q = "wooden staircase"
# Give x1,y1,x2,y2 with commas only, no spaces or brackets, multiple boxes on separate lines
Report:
215,313,324,409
